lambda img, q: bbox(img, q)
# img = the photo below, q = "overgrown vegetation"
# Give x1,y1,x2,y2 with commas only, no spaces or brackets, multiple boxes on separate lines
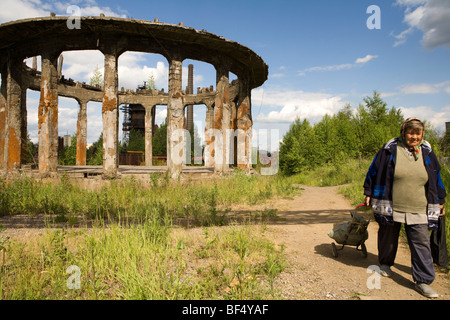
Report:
279,91,444,176
0,221,286,299
0,171,298,224
0,171,296,299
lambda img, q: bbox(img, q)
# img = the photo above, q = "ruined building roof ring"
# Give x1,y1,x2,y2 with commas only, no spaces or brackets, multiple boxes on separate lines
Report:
0,16,268,89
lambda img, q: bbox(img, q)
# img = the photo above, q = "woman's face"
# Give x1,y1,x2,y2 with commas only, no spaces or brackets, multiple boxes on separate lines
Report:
404,128,423,148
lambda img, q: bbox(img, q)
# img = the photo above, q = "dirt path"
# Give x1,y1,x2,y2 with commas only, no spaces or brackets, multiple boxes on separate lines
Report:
264,185,450,300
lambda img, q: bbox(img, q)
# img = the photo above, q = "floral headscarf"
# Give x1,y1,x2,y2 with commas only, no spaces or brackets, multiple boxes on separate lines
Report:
399,117,424,161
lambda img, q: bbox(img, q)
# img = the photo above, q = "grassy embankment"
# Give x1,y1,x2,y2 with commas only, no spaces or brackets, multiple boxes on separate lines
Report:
0,171,298,299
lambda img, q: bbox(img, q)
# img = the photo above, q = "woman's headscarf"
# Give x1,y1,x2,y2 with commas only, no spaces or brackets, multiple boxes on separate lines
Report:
399,117,425,161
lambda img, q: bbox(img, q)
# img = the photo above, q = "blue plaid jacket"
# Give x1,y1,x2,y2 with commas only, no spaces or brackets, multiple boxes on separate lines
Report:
363,137,446,229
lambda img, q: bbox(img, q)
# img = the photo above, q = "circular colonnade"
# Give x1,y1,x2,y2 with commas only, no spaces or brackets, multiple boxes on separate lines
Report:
0,15,268,178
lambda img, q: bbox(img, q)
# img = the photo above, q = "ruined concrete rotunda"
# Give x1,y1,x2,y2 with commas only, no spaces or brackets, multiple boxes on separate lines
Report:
0,15,268,179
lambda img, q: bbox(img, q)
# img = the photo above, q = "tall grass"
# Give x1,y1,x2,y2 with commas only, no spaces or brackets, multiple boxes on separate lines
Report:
0,222,285,299
0,170,299,226
0,170,295,299
285,158,372,188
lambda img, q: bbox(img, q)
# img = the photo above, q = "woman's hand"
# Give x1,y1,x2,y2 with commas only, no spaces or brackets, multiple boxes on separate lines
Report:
364,196,371,207
440,205,446,216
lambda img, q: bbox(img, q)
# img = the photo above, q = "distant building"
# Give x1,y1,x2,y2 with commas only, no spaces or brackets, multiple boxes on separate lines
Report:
63,134,71,147
57,134,72,153
121,103,146,142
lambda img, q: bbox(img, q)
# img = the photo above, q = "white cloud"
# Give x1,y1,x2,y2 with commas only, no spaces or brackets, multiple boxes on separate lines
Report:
391,27,415,47
306,63,353,73
56,51,170,91
394,0,450,50
399,83,439,94
298,54,378,76
155,107,167,124
252,89,347,123
118,57,169,90
395,0,427,5
398,104,450,131
0,0,48,23
55,3,127,18
0,0,127,24
270,73,285,79
398,81,450,94
62,50,104,82
355,54,379,64
379,91,399,98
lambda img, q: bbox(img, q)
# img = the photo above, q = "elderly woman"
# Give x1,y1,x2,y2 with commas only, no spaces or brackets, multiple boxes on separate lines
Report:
363,117,446,298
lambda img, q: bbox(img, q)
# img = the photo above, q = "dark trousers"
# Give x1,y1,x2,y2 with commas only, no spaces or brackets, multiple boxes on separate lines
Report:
378,222,435,284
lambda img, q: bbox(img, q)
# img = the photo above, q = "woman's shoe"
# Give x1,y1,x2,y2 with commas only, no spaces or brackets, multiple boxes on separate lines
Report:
415,282,438,298
379,264,393,277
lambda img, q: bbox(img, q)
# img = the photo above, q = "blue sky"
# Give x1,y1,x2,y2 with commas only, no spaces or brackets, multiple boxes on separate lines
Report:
1,0,449,150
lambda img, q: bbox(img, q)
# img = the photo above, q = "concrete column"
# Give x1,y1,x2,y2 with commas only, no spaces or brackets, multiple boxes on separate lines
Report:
151,106,156,138
230,100,237,167
214,66,231,172
4,58,26,171
237,76,252,170
76,99,88,166
101,50,119,178
0,68,7,170
38,52,59,175
20,87,27,165
144,105,154,166
204,102,215,167
167,55,185,179
186,64,194,132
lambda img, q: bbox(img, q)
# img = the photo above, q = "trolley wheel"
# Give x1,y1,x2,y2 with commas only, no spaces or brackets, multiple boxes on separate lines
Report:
331,242,338,258
361,243,367,258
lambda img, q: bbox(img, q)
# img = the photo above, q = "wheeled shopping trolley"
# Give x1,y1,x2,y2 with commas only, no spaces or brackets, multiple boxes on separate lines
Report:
328,205,371,258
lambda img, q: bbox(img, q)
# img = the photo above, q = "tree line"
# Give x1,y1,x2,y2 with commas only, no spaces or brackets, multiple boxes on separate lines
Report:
279,91,448,176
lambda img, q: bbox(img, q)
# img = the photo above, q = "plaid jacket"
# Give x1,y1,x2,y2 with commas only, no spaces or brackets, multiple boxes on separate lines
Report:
363,137,446,229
